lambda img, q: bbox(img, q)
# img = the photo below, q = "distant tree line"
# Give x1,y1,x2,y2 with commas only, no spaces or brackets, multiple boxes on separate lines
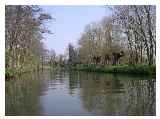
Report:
68,5,156,66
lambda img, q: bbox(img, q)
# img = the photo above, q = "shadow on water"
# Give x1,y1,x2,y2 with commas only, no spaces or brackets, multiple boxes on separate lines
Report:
5,69,156,116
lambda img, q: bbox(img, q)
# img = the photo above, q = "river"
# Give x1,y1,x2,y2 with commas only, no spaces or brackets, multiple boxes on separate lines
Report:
5,69,156,116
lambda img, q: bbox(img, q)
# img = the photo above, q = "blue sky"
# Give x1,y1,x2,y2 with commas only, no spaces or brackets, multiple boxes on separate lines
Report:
41,6,111,55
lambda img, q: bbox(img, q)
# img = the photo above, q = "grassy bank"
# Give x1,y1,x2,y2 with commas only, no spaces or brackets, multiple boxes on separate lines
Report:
72,64,156,75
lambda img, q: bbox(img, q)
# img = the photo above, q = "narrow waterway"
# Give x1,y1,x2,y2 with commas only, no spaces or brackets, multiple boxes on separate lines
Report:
6,69,156,116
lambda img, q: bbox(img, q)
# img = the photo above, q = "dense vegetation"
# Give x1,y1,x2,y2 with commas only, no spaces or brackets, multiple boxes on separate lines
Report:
68,5,156,75
5,6,53,78
72,64,155,75
6,5,156,78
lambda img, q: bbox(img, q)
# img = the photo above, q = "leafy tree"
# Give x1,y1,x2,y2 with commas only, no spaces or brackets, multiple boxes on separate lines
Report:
5,5,53,71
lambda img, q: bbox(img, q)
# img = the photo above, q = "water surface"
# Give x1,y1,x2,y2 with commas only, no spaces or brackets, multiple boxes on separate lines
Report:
6,69,156,116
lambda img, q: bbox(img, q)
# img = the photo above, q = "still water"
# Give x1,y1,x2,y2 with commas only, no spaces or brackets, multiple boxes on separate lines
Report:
6,69,156,116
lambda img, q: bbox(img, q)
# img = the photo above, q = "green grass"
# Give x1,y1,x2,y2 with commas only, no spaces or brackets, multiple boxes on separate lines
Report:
72,64,156,75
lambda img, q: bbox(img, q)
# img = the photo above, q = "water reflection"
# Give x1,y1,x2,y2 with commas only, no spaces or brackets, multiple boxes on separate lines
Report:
5,70,156,116
5,71,46,115
76,72,155,115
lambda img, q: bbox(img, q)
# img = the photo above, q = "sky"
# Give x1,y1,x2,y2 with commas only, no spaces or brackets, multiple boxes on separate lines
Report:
41,6,112,55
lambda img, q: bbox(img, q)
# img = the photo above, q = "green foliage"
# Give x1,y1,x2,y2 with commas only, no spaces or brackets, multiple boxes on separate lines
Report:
5,5,53,79
73,64,156,75
6,65,37,79
71,6,156,66
5,68,15,78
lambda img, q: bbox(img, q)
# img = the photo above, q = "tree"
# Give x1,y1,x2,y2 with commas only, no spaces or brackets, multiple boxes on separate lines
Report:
49,49,56,67
74,5,155,66
5,5,53,71
68,43,77,65
112,5,156,65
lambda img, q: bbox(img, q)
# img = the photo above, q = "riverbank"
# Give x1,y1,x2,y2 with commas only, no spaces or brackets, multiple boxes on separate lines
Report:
5,65,54,80
6,64,156,80
6,67,36,80
71,64,156,75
